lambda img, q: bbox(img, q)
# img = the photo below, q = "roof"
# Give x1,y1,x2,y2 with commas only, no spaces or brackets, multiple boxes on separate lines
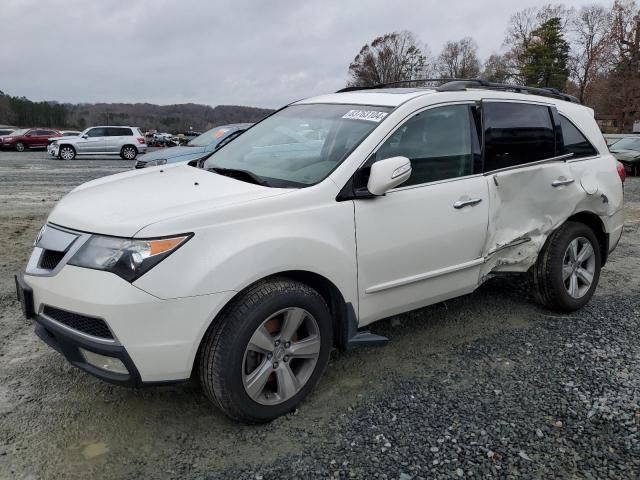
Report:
294,88,437,107
296,80,580,108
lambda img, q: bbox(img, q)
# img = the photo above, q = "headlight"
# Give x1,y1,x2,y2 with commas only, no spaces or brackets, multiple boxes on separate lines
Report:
144,159,167,167
69,234,191,282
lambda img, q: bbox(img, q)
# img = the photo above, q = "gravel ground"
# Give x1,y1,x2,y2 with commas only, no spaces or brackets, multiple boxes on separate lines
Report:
0,150,639,479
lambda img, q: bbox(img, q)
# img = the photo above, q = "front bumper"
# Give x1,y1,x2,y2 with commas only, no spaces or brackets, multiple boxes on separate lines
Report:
35,312,144,386
48,143,59,156
17,266,234,384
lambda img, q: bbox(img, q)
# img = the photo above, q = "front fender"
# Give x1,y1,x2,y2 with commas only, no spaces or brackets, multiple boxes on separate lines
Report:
133,195,358,310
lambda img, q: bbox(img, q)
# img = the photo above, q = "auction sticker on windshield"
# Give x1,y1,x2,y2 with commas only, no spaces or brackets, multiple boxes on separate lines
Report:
342,110,388,122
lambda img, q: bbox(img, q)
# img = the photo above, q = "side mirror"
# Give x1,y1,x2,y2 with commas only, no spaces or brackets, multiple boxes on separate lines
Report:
82,134,89,139
367,156,412,196
25,133,32,137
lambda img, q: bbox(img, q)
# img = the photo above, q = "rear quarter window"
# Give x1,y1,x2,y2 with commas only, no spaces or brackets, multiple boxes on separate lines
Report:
560,116,598,158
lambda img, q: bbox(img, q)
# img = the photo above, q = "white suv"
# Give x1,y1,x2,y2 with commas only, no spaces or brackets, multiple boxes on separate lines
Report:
48,126,147,160
16,81,624,423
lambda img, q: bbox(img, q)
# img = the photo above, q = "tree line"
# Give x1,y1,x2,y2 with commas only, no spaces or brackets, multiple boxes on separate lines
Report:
347,1,640,132
0,90,273,132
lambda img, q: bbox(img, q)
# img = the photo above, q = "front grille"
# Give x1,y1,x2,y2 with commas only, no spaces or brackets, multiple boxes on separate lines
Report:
42,306,113,339
39,250,66,270
134,160,146,169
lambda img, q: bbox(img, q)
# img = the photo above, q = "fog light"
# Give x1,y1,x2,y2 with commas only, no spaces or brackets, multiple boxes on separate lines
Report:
80,348,128,375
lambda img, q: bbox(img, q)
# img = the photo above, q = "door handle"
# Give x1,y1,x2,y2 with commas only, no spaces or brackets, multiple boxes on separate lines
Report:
552,178,575,187
453,198,482,209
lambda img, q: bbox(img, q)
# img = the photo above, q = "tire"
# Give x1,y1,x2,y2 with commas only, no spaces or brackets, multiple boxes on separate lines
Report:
198,278,332,423
120,145,138,160
58,145,76,160
15,142,25,152
530,221,601,313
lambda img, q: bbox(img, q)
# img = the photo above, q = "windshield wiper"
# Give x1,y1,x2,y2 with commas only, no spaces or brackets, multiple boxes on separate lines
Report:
207,166,271,187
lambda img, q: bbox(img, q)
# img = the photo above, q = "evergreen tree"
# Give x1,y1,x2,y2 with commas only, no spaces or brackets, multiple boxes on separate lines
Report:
519,17,570,90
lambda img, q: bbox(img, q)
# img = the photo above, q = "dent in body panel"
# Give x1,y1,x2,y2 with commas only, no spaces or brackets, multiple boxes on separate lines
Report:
480,160,621,277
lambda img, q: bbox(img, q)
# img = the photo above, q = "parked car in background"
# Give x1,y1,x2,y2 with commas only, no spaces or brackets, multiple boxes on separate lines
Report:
48,126,147,160
603,133,640,146
609,136,640,175
0,128,15,137
134,123,251,168
1,128,62,151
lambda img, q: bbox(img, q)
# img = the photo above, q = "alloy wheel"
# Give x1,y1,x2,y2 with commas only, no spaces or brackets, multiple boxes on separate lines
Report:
562,236,596,299
122,146,136,159
242,307,321,405
60,147,74,160
15,142,24,152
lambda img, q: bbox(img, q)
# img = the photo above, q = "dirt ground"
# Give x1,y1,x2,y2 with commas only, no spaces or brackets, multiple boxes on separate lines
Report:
0,150,639,479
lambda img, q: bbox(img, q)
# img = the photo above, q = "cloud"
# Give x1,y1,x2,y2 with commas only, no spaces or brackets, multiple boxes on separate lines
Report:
1,0,599,108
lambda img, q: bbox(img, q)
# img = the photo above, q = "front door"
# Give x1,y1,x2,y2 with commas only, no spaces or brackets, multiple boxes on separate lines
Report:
79,127,107,153
354,103,489,324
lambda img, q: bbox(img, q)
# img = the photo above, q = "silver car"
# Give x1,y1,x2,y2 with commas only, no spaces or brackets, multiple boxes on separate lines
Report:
48,126,147,160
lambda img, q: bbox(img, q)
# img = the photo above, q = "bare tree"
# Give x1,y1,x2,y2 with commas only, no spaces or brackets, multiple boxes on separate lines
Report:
608,0,640,130
348,31,430,86
481,53,512,83
569,5,613,103
436,37,481,78
503,4,575,84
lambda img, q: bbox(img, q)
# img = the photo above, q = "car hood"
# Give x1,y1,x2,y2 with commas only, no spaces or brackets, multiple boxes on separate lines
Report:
142,145,206,162
48,164,292,237
610,149,640,162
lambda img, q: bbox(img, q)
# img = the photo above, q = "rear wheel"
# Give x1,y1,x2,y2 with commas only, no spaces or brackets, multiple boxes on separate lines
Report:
59,146,76,160
198,278,332,423
120,145,138,160
530,221,601,312
15,142,25,152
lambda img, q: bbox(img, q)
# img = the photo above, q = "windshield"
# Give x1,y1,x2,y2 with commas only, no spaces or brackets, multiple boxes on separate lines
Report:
189,126,237,147
610,137,640,151
203,104,392,186
9,128,29,136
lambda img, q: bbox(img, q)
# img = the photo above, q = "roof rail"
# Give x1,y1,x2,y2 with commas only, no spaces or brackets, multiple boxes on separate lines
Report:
436,79,580,103
337,78,580,104
336,78,462,93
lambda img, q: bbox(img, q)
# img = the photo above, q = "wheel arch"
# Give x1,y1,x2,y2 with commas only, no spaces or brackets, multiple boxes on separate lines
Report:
191,270,352,378
566,211,609,265
58,143,77,158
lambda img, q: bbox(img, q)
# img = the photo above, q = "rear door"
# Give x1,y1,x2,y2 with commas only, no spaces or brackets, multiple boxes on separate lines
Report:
481,100,584,267
106,127,132,153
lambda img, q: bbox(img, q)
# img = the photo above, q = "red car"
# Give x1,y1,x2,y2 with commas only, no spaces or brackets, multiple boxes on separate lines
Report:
0,128,62,151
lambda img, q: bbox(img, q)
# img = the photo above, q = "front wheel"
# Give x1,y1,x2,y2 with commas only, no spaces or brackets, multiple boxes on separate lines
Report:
59,146,76,160
120,145,138,160
15,142,25,152
530,221,601,312
198,279,332,423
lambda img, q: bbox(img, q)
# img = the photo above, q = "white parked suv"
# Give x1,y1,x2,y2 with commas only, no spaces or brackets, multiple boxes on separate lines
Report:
16,81,624,423
48,126,147,160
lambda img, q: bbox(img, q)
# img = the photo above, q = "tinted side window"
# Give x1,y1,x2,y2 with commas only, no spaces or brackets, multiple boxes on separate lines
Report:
87,128,106,137
560,116,597,158
483,102,555,171
376,105,475,186
108,127,132,136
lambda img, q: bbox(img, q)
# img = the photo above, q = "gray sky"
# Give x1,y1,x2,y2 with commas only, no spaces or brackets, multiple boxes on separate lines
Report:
3,0,602,109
